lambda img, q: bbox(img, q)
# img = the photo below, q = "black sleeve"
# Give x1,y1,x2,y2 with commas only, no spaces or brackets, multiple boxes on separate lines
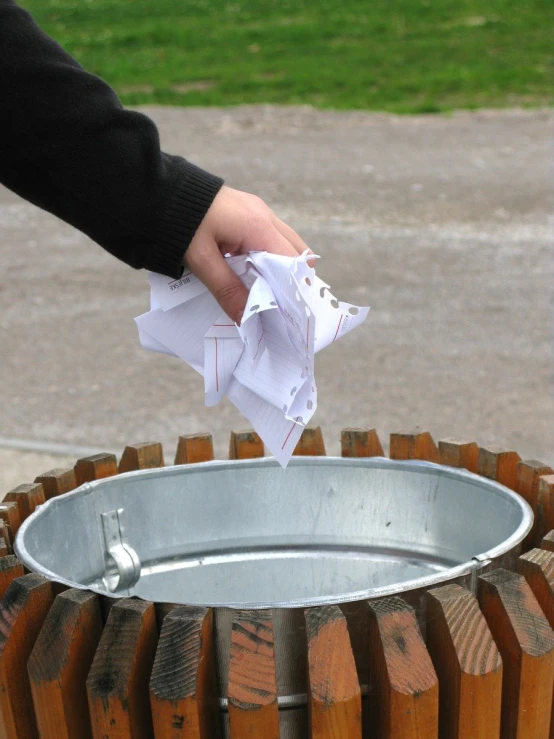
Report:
0,0,223,278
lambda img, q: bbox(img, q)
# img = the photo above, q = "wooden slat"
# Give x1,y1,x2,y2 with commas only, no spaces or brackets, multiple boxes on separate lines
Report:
340,427,384,458
87,598,158,739
0,522,10,555
476,446,521,490
228,430,264,460
118,442,165,473
438,439,479,473
0,540,7,558
3,483,45,523
293,426,326,456
478,568,554,738
542,530,554,553
538,476,554,547
174,433,215,465
34,468,77,500
426,584,502,739
367,596,439,737
517,460,554,547
0,501,22,545
389,429,439,463
0,573,54,739
518,549,554,628
74,453,118,485
0,555,24,599
28,589,103,739
228,609,279,739
305,605,362,738
150,606,220,738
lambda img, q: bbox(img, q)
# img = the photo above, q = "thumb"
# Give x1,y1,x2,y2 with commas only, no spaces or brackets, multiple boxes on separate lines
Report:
185,239,249,324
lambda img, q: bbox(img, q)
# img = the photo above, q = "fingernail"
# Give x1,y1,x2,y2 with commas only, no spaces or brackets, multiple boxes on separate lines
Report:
236,310,244,326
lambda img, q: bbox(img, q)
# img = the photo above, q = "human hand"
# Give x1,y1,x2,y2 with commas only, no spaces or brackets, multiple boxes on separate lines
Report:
184,185,312,324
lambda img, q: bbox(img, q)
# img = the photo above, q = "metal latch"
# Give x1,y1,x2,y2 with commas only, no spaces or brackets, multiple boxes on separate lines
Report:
101,508,141,593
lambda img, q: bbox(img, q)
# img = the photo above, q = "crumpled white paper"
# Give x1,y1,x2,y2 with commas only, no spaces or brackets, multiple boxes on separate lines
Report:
135,252,369,467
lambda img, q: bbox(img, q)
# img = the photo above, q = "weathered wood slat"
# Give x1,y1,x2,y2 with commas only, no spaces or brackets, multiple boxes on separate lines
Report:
34,468,77,500
293,426,326,456
118,443,165,473
367,596,439,738
543,530,554,553
228,430,264,460
74,453,118,485
340,428,384,458
517,549,554,628
538,476,554,547
0,541,7,558
28,589,103,739
87,598,158,739
477,446,521,491
3,483,45,523
305,605,362,738
438,439,479,473
517,460,554,548
426,584,502,739
174,434,215,465
478,568,554,738
150,606,220,738
389,430,439,463
0,523,10,556
0,555,25,600
0,574,53,739
0,502,21,548
228,609,279,739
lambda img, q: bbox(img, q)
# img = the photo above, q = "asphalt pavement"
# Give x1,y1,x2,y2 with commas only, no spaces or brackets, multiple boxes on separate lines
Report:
1,105,553,490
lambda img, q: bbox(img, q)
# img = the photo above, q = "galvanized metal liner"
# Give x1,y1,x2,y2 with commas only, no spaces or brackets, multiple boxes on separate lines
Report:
16,457,531,607
15,456,532,738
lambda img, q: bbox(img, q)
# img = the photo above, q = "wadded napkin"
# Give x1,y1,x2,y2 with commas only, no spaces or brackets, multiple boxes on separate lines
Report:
135,252,369,466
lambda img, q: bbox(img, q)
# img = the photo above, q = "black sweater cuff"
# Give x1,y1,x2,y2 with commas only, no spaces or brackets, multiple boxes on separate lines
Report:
149,160,224,279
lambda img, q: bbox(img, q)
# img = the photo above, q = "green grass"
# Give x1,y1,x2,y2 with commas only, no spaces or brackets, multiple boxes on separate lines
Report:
21,0,554,112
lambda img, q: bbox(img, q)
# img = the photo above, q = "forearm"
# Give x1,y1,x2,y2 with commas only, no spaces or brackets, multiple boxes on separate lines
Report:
0,0,223,277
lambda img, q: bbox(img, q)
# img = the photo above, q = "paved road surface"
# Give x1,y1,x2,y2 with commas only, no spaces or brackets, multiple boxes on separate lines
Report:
1,106,553,489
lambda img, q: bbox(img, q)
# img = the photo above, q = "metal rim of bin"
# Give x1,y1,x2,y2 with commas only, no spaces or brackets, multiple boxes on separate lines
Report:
14,456,533,609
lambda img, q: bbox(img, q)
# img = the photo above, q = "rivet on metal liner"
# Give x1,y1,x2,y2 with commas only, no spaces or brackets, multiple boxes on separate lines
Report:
101,508,141,593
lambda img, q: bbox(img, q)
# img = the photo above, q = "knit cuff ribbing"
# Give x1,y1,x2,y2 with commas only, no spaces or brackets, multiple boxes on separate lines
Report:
148,160,224,279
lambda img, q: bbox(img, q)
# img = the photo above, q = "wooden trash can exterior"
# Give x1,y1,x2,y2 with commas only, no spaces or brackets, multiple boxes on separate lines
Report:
1,427,554,738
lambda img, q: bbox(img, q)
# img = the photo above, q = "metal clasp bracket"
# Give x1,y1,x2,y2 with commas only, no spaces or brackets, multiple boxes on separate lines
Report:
101,508,141,594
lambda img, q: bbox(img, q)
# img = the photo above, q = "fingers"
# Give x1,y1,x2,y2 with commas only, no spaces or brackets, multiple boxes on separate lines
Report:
185,238,249,324
247,220,298,259
270,215,316,268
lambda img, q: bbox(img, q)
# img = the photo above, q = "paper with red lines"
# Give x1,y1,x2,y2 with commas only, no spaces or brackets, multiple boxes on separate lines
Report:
135,251,369,467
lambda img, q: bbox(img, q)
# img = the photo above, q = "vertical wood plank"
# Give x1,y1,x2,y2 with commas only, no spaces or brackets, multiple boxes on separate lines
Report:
367,596,438,738
118,443,165,473
0,540,8,558
438,439,479,473
542,530,554,553
74,453,118,485
150,606,221,738
0,555,25,599
34,468,77,500
0,574,54,739
228,430,264,460
538,476,554,546
305,605,362,738
228,609,279,739
0,522,11,554
28,589,103,739
426,584,502,739
477,446,521,491
517,460,554,547
389,430,439,463
0,502,22,546
87,598,158,739
174,434,215,465
340,428,384,458
3,483,45,523
517,549,554,627
293,426,326,456
478,568,554,738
